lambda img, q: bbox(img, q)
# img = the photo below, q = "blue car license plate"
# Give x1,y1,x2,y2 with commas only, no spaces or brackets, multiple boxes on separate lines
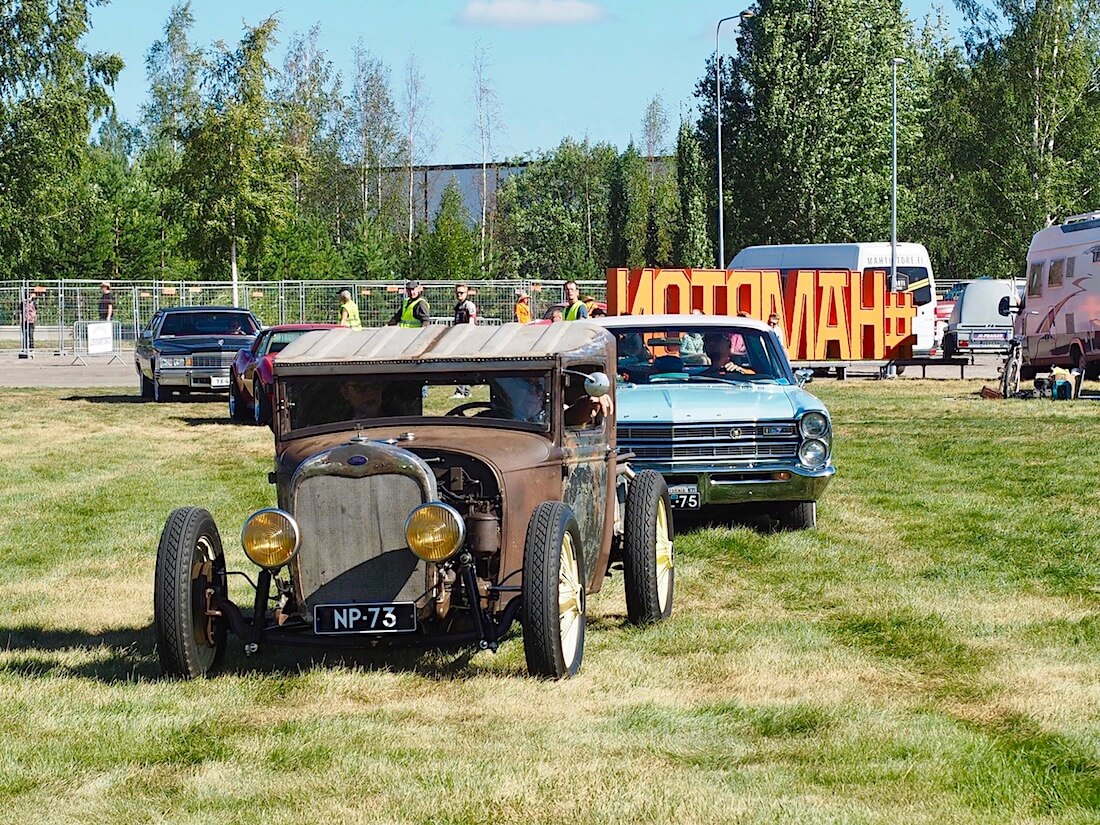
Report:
314,602,417,634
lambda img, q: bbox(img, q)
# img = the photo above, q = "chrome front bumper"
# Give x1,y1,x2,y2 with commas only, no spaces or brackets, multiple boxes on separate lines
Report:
155,368,232,391
645,461,835,506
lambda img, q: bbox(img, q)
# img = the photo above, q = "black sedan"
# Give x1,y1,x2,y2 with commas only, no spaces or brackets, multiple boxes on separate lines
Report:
136,306,261,401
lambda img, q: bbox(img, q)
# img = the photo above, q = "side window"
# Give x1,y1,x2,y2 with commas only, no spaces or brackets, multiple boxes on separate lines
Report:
563,364,608,430
1048,258,1064,287
1066,256,1076,282
1027,262,1044,298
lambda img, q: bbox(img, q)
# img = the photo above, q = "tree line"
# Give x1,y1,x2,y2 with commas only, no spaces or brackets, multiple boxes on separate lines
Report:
1,0,1097,287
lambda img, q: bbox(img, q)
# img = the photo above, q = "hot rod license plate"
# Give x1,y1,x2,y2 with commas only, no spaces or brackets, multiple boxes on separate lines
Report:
668,484,701,510
314,602,417,634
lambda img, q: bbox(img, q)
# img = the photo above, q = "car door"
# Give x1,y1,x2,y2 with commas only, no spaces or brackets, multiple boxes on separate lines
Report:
559,364,615,590
137,312,163,377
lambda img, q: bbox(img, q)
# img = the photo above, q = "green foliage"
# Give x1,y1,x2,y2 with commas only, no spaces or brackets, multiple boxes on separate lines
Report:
258,216,348,281
0,0,121,279
410,179,479,281
172,17,297,279
715,0,915,250
341,217,404,280
674,119,714,268
497,138,617,280
607,142,649,268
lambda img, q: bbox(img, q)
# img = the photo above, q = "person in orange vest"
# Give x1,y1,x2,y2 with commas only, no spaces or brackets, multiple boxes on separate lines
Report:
388,280,430,328
514,291,532,324
563,280,588,321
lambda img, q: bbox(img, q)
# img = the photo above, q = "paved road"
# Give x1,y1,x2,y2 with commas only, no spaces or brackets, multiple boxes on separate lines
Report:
0,350,1007,388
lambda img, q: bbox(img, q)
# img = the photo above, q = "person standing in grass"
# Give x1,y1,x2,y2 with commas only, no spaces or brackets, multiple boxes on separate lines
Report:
338,289,362,330
98,282,115,321
20,289,37,355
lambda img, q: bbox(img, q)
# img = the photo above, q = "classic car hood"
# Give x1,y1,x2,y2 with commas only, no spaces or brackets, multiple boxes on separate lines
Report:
616,382,823,423
155,335,255,354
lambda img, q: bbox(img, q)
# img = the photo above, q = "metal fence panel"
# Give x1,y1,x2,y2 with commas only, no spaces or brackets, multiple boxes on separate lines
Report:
0,279,608,356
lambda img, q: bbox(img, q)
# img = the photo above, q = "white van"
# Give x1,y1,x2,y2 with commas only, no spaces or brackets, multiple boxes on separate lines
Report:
1017,210,1100,378
729,242,939,356
942,279,1017,357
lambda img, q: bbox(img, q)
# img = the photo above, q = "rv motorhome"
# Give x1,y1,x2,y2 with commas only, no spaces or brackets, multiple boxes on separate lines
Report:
1013,211,1100,381
729,242,939,356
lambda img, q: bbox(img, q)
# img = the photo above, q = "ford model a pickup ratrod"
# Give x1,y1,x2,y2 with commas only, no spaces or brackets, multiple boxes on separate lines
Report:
154,322,674,680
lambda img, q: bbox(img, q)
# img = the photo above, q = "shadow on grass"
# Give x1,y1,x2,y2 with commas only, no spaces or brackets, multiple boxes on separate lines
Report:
0,621,528,683
62,394,146,404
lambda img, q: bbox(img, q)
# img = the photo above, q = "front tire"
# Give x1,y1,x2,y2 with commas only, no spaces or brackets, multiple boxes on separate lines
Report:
777,501,817,531
139,370,154,400
153,377,172,403
154,507,227,679
522,502,585,679
623,470,674,624
229,379,250,421
254,378,272,425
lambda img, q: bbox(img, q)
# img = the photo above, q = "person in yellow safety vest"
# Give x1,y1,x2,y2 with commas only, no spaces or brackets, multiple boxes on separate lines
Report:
563,280,588,321
388,279,430,328
338,289,363,330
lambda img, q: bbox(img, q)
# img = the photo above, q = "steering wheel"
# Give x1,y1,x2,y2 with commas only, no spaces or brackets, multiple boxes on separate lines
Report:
445,401,494,417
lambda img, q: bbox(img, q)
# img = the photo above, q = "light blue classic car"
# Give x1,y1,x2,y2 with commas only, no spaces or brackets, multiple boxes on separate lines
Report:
598,315,834,529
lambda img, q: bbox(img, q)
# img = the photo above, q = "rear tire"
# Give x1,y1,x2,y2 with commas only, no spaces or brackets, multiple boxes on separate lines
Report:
154,507,227,679
777,501,817,531
623,470,674,624
254,378,272,425
522,502,585,679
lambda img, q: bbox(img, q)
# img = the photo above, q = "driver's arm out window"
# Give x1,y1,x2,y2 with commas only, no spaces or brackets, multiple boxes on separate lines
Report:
563,365,610,430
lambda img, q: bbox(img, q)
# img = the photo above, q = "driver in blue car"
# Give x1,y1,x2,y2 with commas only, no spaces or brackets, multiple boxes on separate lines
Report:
702,332,755,376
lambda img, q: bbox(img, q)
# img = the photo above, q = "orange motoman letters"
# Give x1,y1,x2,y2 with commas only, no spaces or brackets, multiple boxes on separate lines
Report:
605,267,917,359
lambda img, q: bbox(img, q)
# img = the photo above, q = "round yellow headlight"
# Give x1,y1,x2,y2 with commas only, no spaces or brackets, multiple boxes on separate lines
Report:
241,509,300,570
405,503,465,562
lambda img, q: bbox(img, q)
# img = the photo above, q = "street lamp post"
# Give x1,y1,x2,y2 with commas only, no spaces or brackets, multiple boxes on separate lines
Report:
715,9,754,270
890,57,905,294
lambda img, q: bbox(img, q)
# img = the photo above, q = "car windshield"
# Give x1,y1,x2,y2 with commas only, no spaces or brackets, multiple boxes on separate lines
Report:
284,371,554,433
269,330,309,354
160,312,258,337
613,325,791,385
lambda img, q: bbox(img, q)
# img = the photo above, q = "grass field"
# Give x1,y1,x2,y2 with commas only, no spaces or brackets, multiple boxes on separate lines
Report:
0,381,1097,824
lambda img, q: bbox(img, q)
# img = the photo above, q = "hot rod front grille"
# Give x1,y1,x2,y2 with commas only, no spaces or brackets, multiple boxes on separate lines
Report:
292,473,428,617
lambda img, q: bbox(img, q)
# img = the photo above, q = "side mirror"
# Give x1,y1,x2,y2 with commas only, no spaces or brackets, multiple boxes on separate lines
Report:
998,296,1013,317
584,372,612,398
795,368,813,387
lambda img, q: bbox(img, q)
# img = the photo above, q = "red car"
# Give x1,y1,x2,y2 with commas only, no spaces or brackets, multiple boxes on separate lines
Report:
229,324,338,424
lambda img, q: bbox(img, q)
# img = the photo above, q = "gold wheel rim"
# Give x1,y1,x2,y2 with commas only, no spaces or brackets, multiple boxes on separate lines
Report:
558,532,583,664
655,499,674,611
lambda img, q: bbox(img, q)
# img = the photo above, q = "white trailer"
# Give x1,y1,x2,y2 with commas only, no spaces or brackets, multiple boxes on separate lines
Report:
1014,211,1100,380
729,242,939,356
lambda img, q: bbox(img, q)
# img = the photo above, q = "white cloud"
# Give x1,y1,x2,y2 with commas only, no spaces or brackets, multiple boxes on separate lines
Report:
457,0,608,28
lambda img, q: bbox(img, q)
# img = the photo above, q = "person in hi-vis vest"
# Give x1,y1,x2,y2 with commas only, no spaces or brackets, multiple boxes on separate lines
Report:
338,289,363,329
388,280,430,328
563,280,588,321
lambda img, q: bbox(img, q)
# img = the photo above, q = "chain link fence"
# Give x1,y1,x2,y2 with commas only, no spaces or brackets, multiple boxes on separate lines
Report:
0,279,608,356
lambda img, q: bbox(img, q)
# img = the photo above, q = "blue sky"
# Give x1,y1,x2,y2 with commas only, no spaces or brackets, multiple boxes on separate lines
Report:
84,0,962,165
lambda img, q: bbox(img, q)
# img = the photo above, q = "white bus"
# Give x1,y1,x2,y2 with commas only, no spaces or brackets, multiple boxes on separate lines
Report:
729,242,939,356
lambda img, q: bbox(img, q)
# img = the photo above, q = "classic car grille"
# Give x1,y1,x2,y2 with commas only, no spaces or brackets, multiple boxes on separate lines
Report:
192,352,237,368
292,473,428,617
619,421,799,465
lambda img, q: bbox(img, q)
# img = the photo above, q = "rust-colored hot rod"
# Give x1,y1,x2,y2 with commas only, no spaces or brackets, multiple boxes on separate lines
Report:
154,322,674,679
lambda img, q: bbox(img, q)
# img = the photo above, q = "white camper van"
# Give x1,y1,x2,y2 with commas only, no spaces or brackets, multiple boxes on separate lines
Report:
729,242,939,356
1014,211,1100,380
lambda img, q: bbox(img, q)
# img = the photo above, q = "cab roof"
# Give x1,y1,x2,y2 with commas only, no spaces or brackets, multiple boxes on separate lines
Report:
276,321,613,375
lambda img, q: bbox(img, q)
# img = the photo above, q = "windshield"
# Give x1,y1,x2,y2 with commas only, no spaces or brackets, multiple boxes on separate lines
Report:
613,325,791,385
284,371,553,433
160,312,258,337
268,330,310,354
